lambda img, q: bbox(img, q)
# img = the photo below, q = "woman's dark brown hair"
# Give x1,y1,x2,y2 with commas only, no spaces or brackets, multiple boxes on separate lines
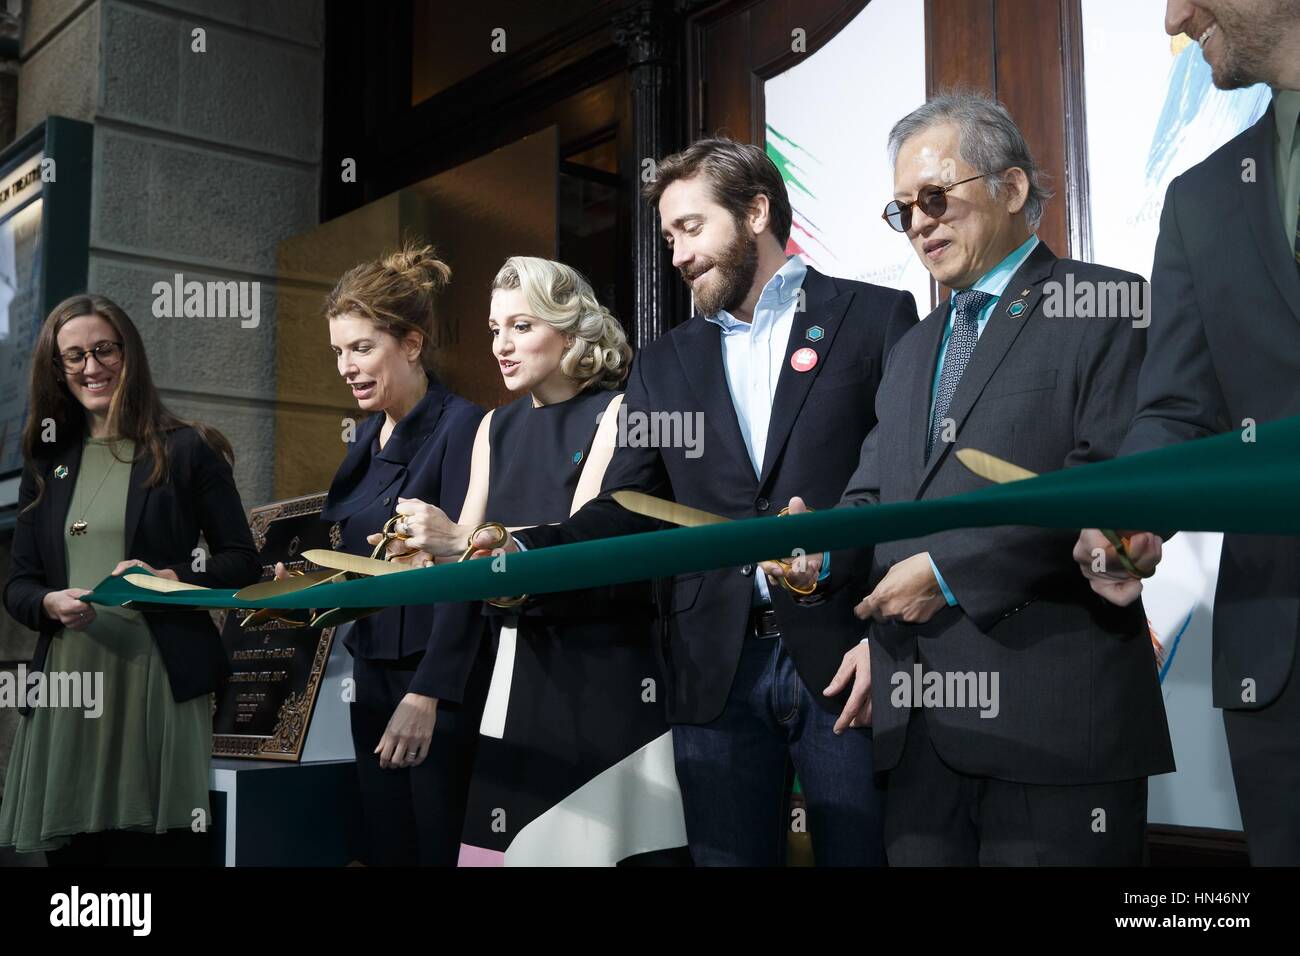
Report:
21,293,234,511
322,242,453,373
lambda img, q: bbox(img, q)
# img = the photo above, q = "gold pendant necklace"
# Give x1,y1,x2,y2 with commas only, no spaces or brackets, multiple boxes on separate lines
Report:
68,442,124,537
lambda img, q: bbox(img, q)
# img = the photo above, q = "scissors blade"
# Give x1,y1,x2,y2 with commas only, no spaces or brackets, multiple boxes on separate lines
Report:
954,448,1038,483
612,491,731,528
235,570,345,601
300,549,408,576
954,447,1150,578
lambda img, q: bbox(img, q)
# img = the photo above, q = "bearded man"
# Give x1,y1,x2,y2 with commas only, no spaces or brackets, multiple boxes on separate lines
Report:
484,137,918,864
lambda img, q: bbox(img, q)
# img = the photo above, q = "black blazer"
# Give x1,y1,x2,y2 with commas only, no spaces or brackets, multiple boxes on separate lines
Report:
840,241,1175,785
321,382,485,703
4,425,261,707
518,266,918,724
1119,103,1300,711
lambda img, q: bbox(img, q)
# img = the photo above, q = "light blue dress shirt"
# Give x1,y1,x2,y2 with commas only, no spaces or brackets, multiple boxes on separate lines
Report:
705,254,829,606
928,234,1040,606
519,256,830,604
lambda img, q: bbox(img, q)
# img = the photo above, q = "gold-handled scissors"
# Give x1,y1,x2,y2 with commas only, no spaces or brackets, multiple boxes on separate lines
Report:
954,448,1153,579
773,505,819,595
237,513,429,629
462,521,528,609
613,491,821,596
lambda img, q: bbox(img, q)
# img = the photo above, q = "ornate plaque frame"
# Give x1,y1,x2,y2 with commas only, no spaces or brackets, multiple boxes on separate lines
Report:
212,493,346,761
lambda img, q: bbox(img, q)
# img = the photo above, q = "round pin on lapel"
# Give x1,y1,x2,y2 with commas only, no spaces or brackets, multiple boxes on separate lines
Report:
791,347,818,372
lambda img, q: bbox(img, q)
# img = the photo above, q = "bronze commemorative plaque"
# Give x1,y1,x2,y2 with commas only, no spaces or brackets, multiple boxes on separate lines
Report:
212,493,344,761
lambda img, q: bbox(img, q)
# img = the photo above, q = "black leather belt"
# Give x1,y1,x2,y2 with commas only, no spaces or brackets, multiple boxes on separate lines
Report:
749,607,781,639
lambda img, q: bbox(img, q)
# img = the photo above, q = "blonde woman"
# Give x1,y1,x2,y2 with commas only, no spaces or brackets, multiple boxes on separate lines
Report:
391,257,688,865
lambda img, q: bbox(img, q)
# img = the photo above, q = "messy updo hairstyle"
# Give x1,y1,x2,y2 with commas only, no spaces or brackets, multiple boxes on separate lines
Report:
322,242,453,374
490,256,632,391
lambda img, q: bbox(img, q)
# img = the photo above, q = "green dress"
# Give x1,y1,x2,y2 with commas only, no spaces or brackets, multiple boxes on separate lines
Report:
0,437,213,853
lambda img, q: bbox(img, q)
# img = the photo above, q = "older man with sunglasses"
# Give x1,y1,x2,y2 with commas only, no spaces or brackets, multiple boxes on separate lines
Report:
780,91,1175,865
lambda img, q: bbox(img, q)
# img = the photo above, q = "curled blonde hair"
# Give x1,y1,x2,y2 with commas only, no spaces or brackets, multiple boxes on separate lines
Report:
323,243,453,373
491,256,631,390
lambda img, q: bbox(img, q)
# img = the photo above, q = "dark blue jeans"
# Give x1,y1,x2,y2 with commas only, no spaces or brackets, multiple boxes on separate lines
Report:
671,634,885,866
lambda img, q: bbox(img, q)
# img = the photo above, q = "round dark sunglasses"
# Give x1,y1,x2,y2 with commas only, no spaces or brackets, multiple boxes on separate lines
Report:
881,172,993,233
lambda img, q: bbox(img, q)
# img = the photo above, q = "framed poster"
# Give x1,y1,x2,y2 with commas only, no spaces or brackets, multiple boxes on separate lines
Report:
0,116,93,519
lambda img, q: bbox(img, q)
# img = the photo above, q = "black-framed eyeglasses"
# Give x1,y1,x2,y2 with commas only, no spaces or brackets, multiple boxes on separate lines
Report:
881,173,993,233
55,341,124,373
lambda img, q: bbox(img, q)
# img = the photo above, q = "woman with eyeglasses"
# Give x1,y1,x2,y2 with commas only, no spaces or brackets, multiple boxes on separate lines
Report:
0,293,260,865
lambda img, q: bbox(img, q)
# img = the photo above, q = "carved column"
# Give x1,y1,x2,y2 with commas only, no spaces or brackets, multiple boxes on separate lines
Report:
615,0,681,347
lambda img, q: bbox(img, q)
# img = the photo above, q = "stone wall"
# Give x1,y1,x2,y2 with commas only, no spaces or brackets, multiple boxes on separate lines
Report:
1,0,323,801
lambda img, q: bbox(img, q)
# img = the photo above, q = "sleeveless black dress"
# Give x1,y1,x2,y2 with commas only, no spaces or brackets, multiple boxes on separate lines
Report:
457,387,688,865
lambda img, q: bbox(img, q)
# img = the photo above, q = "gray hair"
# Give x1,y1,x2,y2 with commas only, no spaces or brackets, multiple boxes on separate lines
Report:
887,90,1052,229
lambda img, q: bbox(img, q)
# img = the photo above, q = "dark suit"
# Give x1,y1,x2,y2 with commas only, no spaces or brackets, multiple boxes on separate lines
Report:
520,268,915,720
5,425,260,711
1119,103,1300,863
841,242,1175,864
321,380,490,866
518,265,917,863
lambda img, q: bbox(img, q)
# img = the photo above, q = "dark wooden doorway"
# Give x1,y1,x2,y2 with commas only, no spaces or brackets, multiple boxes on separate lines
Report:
686,0,1091,307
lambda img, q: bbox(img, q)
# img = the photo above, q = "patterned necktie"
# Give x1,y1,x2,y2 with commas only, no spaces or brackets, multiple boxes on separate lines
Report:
927,289,994,461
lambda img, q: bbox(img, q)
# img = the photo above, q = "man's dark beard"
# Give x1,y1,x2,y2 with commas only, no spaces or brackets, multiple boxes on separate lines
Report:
1210,0,1299,89
685,221,760,317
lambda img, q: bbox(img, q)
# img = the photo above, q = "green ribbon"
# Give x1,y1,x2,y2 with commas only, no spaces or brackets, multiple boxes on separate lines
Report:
85,417,1300,612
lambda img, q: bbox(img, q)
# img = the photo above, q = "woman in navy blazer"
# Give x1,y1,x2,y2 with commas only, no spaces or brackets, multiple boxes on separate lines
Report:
291,244,488,866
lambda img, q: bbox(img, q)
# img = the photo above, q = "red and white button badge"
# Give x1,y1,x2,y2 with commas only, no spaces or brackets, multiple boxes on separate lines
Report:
791,347,818,372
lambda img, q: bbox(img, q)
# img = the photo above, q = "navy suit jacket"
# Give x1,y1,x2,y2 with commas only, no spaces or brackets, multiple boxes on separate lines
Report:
518,267,918,724
322,381,485,702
